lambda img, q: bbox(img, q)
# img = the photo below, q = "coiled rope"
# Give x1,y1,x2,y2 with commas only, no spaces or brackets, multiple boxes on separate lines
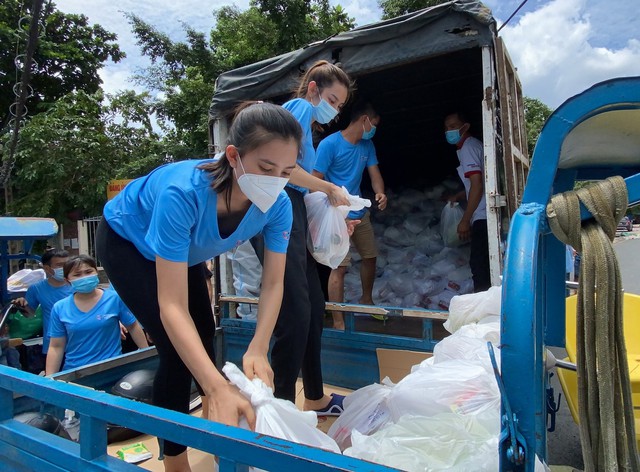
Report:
546,176,639,472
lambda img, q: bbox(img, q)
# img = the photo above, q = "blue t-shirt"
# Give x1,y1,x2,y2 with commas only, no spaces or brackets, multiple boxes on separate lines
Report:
103,159,292,265
49,289,138,371
282,98,314,193
25,279,73,354
315,132,378,219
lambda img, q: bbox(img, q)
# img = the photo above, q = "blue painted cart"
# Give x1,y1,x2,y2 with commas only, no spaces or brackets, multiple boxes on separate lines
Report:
0,217,58,305
499,76,640,470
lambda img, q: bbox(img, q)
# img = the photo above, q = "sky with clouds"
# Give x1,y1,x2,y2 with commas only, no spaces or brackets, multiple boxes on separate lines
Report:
52,0,640,108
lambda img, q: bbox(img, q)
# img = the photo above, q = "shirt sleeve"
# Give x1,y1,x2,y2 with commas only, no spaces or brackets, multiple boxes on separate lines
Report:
25,284,39,308
459,140,483,178
366,141,379,167
117,296,137,327
314,138,332,175
262,193,293,253
48,300,66,339
144,185,198,263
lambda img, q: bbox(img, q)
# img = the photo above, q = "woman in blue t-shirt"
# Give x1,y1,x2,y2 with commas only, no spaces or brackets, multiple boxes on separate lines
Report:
45,255,148,374
95,102,301,470
263,61,352,414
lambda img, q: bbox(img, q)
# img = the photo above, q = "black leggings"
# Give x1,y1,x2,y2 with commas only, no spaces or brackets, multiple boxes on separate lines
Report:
252,187,325,402
96,219,215,457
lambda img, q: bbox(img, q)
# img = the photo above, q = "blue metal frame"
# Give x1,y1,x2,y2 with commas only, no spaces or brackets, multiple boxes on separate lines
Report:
219,300,441,390
0,365,399,471
500,77,640,470
0,217,58,304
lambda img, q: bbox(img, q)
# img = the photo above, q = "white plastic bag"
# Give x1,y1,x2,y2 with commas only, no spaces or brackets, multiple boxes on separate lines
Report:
344,412,500,471
328,382,393,450
440,202,465,247
222,363,341,456
443,286,502,334
304,188,370,269
387,359,500,421
7,268,45,292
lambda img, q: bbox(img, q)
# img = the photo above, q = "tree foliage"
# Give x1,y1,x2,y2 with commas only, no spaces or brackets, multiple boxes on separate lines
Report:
0,0,124,131
523,96,554,157
379,0,447,20
128,0,355,159
10,90,166,220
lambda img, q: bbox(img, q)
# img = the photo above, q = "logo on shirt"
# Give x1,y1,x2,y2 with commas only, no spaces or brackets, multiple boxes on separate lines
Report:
282,231,290,241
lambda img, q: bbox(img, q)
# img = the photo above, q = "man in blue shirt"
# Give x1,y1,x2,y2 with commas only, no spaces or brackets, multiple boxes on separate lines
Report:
314,100,387,329
12,250,73,361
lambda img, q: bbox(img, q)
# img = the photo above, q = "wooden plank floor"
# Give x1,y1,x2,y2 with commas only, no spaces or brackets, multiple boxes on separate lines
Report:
106,380,352,471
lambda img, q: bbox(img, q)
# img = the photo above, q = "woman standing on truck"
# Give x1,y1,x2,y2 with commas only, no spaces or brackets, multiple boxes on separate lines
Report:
45,255,148,375
95,102,301,472
260,60,352,414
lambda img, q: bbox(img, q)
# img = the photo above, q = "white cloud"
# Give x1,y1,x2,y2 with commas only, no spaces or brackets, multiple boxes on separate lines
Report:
54,0,640,108
55,0,249,94
498,0,640,107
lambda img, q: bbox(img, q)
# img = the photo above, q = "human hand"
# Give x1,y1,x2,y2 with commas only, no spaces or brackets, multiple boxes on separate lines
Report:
327,184,349,207
346,219,360,236
11,297,27,307
243,350,274,390
457,219,472,242
375,193,387,210
207,382,256,430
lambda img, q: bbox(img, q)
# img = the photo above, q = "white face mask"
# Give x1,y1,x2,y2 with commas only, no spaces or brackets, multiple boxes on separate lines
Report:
234,154,289,213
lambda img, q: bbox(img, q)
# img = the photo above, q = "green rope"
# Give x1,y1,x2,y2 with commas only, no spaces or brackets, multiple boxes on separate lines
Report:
546,176,639,472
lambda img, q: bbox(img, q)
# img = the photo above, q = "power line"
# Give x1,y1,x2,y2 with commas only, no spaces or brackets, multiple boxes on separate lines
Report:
1,0,45,188
498,0,530,33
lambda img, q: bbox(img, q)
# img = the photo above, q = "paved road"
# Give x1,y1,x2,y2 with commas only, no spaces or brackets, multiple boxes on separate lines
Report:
615,233,640,294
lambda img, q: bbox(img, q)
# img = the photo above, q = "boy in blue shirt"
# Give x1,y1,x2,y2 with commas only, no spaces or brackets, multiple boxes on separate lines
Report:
12,250,73,360
314,100,387,329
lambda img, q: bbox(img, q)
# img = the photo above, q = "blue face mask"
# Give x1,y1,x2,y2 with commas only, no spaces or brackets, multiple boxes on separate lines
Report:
313,90,338,124
362,117,377,140
51,267,65,282
445,128,462,145
70,274,99,293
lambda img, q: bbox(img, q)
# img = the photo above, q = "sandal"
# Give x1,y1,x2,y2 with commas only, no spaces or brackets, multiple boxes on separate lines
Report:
313,393,345,416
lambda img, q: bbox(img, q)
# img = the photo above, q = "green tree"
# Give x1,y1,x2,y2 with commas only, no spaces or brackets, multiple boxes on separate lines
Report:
523,97,553,157
9,90,166,220
379,0,446,20
0,0,124,130
127,0,355,159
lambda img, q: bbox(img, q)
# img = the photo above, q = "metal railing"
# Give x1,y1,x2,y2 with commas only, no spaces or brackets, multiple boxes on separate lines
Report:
0,365,398,472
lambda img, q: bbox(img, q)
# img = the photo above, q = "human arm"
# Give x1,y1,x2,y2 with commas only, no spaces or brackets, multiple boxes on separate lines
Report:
124,321,149,349
289,165,349,206
458,173,483,241
242,248,286,386
156,257,256,428
45,337,66,375
367,164,387,210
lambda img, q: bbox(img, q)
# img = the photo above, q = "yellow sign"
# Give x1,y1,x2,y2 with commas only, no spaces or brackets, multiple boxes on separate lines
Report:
107,179,133,200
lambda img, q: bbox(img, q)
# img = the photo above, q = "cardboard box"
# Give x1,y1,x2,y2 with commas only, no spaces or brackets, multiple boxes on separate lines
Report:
376,348,432,383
